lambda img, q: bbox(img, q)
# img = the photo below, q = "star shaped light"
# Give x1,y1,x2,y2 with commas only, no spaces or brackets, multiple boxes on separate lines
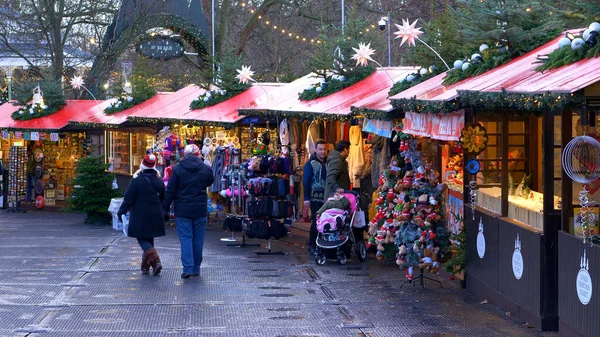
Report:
351,43,376,67
70,75,85,90
236,65,255,84
394,19,423,47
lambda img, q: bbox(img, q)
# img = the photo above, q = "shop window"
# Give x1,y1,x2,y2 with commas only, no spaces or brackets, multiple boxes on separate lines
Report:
131,133,153,170
106,131,131,175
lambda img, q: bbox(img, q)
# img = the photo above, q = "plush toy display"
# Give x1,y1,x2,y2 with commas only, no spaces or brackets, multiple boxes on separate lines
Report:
365,130,449,281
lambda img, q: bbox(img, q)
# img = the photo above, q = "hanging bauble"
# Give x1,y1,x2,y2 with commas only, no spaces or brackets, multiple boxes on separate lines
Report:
203,97,209,102
315,86,323,93
307,85,314,91
428,65,437,73
562,135,600,184
453,60,463,69
558,37,572,49
471,53,482,63
479,44,489,53
406,74,415,82
589,22,600,33
419,68,428,76
461,62,471,71
583,29,592,41
571,38,585,50
339,75,345,81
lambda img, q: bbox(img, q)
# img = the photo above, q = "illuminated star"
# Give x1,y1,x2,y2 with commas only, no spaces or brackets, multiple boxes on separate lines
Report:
351,43,376,67
236,65,255,84
393,19,423,47
70,75,85,90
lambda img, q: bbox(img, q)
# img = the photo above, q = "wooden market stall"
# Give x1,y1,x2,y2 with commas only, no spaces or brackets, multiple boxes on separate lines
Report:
390,30,600,335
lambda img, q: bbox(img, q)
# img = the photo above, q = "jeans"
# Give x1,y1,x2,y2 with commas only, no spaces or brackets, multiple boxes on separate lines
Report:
176,216,207,274
309,201,323,248
137,238,155,252
26,175,37,201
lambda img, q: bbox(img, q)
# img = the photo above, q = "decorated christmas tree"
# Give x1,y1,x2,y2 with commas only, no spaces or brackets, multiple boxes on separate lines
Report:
367,130,449,280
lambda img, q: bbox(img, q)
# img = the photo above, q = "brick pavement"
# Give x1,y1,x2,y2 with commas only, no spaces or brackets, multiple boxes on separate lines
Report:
0,211,558,337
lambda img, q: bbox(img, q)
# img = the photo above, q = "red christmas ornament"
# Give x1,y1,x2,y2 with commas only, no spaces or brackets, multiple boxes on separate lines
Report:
376,197,383,205
421,231,427,237
386,189,395,201
449,275,455,281
35,196,45,209
429,231,436,240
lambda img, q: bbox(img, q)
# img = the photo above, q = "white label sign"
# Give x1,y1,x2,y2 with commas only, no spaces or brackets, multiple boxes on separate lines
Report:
477,217,486,259
512,233,523,280
577,249,593,305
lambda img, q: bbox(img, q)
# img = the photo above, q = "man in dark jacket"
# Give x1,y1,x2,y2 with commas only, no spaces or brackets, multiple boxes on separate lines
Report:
302,139,327,253
324,140,351,198
163,144,214,278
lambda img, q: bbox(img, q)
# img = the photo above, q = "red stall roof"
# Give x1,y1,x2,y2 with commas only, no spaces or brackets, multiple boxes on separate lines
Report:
390,29,596,104
68,87,198,127
128,83,282,125
240,67,418,119
0,100,99,130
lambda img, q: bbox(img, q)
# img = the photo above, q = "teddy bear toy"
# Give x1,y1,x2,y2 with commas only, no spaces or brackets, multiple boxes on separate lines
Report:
430,246,441,274
388,158,402,176
419,247,435,272
396,244,407,266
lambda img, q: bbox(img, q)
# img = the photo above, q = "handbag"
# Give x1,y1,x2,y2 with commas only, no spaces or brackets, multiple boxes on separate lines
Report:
352,210,366,228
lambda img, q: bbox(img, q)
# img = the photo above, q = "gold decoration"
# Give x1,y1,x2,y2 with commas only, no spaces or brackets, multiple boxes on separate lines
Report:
460,123,488,155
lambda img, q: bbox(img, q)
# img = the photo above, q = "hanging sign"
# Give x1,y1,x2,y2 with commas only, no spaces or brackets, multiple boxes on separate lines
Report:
50,133,59,142
429,110,465,141
577,249,593,305
477,217,486,259
24,132,31,140
363,118,393,138
402,112,430,138
460,123,488,155
30,132,39,141
136,36,185,61
512,233,523,280
15,131,23,139
1,131,8,139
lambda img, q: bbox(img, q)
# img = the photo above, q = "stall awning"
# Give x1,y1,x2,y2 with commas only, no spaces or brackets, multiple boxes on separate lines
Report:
68,89,191,128
403,110,465,141
0,100,99,130
240,67,418,120
127,83,282,125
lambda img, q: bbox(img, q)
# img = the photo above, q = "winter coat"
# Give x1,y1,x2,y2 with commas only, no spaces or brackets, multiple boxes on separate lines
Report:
324,149,351,198
118,169,166,238
302,152,327,202
347,125,365,188
163,155,215,218
370,135,390,188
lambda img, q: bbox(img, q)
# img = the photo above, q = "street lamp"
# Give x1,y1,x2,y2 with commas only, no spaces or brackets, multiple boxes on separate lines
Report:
378,13,392,67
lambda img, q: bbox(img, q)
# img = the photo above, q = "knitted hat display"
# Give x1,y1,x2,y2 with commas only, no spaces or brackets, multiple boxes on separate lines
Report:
140,154,156,170
184,144,201,156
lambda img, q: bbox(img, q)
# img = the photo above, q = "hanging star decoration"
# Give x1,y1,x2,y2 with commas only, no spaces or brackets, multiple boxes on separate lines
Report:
70,75,85,90
236,65,255,84
394,19,423,47
351,43,377,67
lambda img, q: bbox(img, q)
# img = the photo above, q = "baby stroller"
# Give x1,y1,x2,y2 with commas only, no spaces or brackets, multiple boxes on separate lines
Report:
314,191,367,265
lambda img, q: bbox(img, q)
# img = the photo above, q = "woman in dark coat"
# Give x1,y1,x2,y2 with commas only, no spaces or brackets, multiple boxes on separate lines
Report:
117,154,166,275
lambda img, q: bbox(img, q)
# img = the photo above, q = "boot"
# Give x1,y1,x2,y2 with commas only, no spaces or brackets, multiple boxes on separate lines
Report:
147,248,163,275
140,250,151,275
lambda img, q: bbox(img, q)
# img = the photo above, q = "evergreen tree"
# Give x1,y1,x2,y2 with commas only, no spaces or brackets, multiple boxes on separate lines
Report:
68,155,122,224
405,6,475,70
456,0,563,56
557,0,600,29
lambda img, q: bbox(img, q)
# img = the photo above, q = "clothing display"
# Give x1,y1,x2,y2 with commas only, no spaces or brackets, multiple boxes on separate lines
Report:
369,134,390,189
347,125,365,188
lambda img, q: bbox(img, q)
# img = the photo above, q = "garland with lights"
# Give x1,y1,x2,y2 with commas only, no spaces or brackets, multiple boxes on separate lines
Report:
392,90,585,115
12,103,63,121
190,88,248,110
443,48,512,86
104,71,156,114
388,70,437,97
238,108,352,121
536,25,600,72
104,93,153,114
126,116,237,128
11,81,66,121
350,106,396,121
68,121,121,129
298,67,375,101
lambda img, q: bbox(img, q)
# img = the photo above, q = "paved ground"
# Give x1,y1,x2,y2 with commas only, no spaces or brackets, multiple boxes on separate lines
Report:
0,211,559,337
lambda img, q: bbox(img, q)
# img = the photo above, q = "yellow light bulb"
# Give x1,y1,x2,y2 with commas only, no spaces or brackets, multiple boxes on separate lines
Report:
282,29,285,33
241,2,246,7
266,20,270,25
273,25,277,29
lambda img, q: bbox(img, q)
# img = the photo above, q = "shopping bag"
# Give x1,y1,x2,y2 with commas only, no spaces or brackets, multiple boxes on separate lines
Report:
352,210,366,228
121,214,130,237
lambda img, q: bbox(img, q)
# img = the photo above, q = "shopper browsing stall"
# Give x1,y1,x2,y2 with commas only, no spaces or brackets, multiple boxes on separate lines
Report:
324,140,351,198
302,139,327,253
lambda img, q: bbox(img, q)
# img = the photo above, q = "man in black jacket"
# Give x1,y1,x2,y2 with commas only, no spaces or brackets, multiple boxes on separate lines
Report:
302,139,327,253
163,144,214,278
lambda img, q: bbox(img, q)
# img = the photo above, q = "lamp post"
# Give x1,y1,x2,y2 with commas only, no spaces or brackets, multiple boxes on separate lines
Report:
378,12,392,67
1,64,15,101
341,0,345,34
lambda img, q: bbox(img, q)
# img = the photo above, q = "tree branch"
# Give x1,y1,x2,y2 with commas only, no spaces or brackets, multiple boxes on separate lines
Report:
236,0,284,55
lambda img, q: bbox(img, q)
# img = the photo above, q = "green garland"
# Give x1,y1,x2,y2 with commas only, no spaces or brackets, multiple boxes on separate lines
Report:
298,67,375,101
68,121,121,129
536,41,600,72
388,72,436,97
350,106,396,120
104,93,155,114
12,103,65,121
189,86,250,110
391,90,584,115
0,89,8,105
443,52,511,86
458,89,585,115
127,116,237,128
238,108,352,121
